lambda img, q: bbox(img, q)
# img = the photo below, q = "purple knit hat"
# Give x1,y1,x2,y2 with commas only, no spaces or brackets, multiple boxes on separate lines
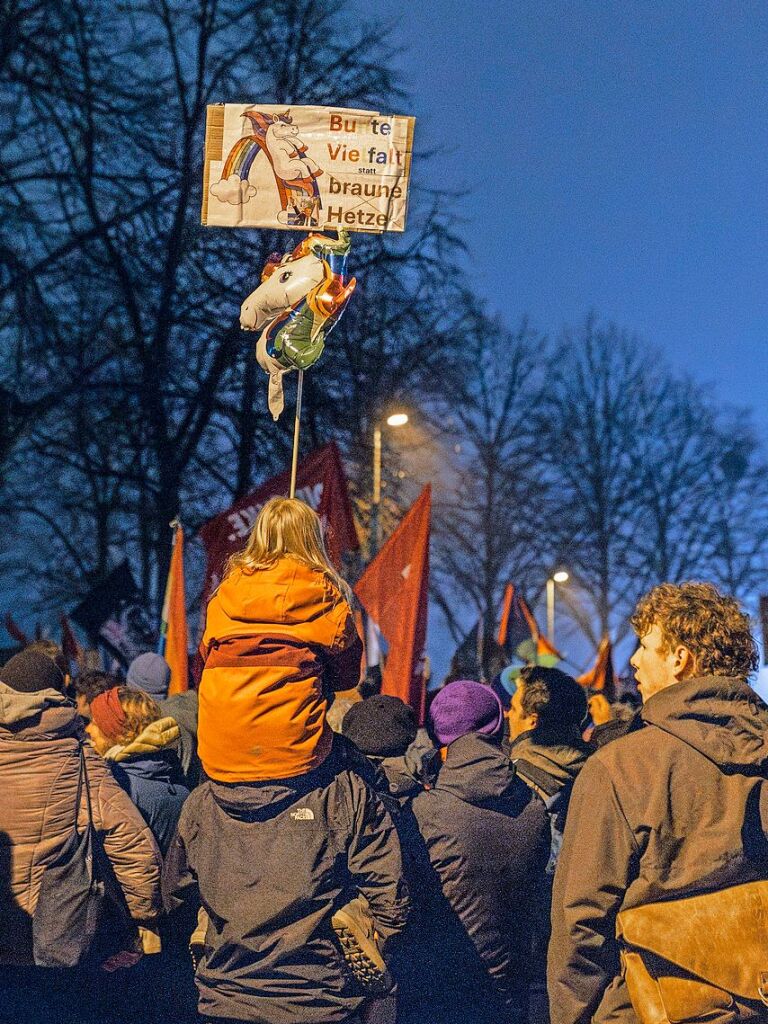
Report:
428,679,504,747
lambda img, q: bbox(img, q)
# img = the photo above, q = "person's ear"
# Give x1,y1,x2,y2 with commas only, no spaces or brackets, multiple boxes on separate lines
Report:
672,645,696,679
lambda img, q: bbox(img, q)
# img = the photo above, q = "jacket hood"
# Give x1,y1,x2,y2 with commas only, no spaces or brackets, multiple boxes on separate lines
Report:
509,733,590,788
213,558,342,630
107,716,180,763
377,733,440,796
207,746,342,822
0,682,77,730
641,676,768,772
435,732,519,805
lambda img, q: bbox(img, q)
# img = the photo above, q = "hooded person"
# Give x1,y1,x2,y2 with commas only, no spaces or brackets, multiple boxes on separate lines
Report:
162,734,409,1024
549,582,768,1024
400,680,550,1024
87,685,189,856
341,694,439,801
197,497,362,783
0,650,162,972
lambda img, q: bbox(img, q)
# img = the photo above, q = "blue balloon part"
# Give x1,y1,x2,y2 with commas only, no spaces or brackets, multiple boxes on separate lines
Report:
499,665,518,696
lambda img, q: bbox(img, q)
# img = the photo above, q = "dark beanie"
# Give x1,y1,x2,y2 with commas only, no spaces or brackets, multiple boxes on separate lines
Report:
126,652,171,701
429,679,503,747
342,695,418,758
0,650,65,694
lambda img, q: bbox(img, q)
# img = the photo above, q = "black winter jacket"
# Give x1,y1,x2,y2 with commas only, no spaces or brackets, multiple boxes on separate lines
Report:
162,742,408,1024
404,733,549,1022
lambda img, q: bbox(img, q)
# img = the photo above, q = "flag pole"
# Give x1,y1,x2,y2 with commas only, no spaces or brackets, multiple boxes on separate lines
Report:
158,518,180,657
289,370,304,499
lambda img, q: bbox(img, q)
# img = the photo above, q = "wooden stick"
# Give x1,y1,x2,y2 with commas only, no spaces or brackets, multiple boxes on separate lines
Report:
289,370,304,498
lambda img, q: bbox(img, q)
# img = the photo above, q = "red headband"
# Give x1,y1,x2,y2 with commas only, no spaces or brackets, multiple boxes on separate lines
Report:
90,687,127,742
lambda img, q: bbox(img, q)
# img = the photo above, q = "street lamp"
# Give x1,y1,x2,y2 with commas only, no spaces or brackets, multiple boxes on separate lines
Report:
371,412,409,554
546,570,569,646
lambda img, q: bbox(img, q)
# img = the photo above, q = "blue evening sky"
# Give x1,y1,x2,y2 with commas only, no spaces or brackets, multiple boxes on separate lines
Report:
353,0,768,686
362,0,768,436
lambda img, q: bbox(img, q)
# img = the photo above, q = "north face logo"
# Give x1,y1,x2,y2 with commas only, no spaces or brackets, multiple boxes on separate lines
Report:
290,808,315,821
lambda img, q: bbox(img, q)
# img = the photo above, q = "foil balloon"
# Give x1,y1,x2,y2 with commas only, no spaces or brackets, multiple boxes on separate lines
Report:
240,230,356,419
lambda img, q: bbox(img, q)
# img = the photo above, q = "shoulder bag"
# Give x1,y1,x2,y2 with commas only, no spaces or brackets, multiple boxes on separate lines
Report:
616,726,768,1023
33,743,137,968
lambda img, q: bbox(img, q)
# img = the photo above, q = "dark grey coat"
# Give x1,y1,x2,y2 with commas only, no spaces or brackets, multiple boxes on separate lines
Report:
402,733,549,1023
163,742,408,1024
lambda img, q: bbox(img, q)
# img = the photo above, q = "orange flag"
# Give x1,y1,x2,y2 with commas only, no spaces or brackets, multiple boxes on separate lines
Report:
160,523,189,694
578,635,615,699
355,486,431,722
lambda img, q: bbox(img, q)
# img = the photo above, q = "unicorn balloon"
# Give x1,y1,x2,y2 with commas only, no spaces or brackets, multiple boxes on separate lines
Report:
240,230,356,419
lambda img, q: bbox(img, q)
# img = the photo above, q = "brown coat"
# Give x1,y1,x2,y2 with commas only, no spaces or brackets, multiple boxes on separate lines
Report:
548,676,768,1024
0,685,163,965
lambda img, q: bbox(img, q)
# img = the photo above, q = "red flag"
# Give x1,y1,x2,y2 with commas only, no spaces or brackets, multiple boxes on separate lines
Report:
355,486,430,722
578,635,616,699
60,614,83,665
160,524,189,695
4,613,29,647
199,442,358,610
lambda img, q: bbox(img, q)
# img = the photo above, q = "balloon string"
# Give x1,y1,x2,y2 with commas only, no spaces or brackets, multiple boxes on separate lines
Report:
289,370,304,499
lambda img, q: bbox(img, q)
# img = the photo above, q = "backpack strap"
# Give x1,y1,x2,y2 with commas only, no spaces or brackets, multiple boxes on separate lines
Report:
513,758,566,800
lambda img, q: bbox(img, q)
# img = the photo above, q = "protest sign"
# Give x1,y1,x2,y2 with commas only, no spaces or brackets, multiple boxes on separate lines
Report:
202,104,415,232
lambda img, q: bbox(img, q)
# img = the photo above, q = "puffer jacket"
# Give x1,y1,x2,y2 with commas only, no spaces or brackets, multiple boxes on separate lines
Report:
548,676,768,1024
404,733,550,1023
162,738,409,1024
106,717,190,856
199,557,362,782
0,683,162,965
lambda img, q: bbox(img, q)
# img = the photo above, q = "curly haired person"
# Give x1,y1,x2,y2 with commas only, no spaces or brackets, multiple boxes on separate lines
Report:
548,582,767,1024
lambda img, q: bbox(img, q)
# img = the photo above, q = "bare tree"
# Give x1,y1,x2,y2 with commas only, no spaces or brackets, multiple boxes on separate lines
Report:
1,0,467,622
430,310,552,674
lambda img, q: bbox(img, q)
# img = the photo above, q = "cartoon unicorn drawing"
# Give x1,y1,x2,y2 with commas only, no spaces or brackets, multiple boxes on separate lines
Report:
211,110,323,227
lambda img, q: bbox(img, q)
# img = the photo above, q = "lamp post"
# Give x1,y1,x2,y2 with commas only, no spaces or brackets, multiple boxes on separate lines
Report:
371,412,408,554
546,570,569,646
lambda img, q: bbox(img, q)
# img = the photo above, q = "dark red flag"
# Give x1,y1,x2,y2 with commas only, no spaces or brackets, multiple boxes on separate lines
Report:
355,486,431,722
60,614,83,665
4,613,30,647
497,583,561,661
199,442,358,610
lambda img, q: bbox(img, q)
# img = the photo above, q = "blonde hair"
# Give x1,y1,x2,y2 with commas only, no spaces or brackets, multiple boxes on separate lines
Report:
223,497,351,602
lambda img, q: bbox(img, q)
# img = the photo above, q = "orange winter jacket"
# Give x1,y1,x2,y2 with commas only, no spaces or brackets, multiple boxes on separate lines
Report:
198,557,362,782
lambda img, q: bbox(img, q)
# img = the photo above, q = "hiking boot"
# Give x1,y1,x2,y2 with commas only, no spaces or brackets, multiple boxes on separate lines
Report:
331,896,392,996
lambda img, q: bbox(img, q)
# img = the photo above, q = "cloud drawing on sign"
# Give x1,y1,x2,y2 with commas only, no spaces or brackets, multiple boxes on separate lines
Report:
210,174,257,206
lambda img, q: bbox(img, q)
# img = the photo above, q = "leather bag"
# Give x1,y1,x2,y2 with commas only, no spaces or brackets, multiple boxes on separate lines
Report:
617,879,768,1024
32,743,137,968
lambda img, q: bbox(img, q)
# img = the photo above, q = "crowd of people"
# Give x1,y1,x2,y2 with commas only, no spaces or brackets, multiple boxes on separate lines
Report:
1,496,767,1024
